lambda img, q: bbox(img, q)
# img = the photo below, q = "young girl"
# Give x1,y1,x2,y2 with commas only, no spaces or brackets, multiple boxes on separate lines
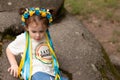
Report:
6,7,68,80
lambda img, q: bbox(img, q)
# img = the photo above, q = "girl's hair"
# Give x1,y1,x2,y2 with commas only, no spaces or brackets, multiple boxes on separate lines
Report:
19,8,53,28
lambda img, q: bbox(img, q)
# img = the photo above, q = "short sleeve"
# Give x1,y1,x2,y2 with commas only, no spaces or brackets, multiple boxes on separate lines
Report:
8,33,26,55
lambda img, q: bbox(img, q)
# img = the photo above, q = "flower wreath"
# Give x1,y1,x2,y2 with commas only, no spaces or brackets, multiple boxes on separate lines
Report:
21,7,53,26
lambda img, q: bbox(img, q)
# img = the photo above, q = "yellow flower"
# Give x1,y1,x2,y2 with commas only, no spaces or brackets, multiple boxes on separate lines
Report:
49,18,53,23
35,7,40,10
21,15,25,22
29,11,35,16
41,12,46,17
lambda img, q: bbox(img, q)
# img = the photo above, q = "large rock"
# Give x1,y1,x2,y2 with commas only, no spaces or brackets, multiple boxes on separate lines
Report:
0,0,64,12
0,0,64,33
1,14,120,80
0,1,120,80
49,14,120,80
0,41,21,80
0,12,20,33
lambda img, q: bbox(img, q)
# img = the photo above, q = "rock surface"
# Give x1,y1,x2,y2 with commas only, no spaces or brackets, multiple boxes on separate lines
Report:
50,14,102,80
0,0,64,11
0,0,64,33
1,14,120,80
0,41,20,80
0,0,120,80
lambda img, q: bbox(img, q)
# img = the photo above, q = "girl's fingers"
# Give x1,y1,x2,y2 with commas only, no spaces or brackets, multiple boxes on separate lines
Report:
13,69,16,77
8,67,13,76
8,66,18,77
10,69,13,75
16,70,18,78
8,67,11,72
13,69,18,78
16,71,18,78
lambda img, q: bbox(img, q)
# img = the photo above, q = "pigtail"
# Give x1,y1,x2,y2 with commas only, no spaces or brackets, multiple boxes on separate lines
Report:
48,9,56,20
19,8,26,15
49,9,55,15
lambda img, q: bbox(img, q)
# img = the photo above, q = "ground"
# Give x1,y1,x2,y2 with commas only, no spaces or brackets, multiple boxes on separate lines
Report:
77,13,120,57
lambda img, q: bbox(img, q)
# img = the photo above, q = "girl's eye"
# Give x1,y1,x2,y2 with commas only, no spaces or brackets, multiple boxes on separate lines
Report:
31,30,44,33
39,31,44,33
32,31,36,33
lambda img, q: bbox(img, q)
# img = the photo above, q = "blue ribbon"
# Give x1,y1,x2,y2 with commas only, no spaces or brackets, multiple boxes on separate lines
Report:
22,32,31,80
46,29,61,80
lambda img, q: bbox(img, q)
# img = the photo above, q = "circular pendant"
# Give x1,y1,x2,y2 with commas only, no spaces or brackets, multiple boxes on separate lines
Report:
35,43,52,64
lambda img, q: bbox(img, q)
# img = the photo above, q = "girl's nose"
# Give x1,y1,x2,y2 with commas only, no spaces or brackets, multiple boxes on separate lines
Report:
36,33,40,37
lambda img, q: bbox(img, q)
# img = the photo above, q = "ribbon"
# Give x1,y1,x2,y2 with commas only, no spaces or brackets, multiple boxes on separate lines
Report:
46,29,61,80
18,32,32,80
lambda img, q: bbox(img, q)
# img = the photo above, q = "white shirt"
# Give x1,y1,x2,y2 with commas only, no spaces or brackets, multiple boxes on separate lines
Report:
8,32,55,76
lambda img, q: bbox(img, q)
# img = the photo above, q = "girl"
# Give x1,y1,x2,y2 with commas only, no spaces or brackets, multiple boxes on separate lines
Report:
6,7,68,80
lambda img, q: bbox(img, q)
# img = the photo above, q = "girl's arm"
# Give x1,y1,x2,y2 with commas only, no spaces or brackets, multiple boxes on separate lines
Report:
6,47,18,78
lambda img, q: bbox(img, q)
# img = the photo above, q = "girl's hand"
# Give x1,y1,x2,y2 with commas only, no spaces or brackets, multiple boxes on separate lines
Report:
8,64,18,78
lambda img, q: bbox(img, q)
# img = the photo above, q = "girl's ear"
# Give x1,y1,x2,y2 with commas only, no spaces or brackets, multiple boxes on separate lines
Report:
19,8,26,15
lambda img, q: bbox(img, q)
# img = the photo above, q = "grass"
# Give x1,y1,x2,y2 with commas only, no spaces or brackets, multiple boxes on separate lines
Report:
113,30,120,36
100,47,120,80
65,0,120,21
109,30,120,44
110,37,119,44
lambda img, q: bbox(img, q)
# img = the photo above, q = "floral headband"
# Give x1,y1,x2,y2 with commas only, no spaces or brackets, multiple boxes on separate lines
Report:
21,7,53,26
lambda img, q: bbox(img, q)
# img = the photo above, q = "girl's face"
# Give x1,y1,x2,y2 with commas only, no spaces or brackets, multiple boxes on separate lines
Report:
27,21,47,41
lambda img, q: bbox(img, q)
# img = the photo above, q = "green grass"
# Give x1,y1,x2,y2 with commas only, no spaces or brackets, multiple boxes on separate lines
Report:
65,0,120,21
65,0,98,15
101,47,120,80
109,37,119,44
108,30,120,44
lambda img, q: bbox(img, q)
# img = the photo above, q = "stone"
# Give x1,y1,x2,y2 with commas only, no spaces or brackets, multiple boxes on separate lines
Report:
0,41,20,80
0,0,64,12
0,12,20,32
0,0,65,39
0,1,120,80
49,14,120,80
1,14,120,80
